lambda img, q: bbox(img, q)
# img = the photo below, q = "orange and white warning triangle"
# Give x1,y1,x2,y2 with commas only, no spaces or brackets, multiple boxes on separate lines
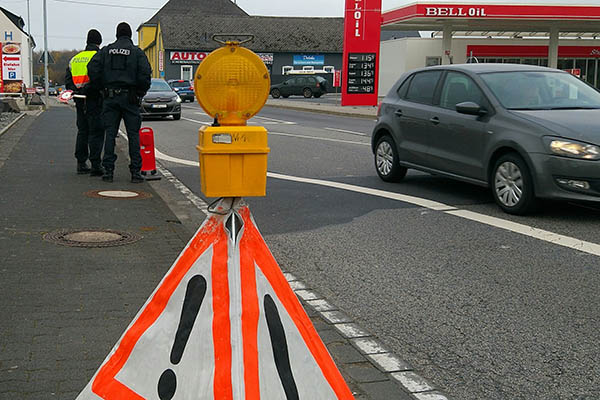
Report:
76,201,354,399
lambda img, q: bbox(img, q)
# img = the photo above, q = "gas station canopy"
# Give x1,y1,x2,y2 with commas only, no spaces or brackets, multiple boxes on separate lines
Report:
382,2,600,33
381,2,600,68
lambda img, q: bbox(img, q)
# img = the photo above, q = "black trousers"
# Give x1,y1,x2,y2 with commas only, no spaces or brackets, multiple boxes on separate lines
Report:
102,93,142,173
74,98,104,169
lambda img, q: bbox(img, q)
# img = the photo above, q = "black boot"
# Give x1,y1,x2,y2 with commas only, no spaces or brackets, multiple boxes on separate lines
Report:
131,171,144,183
90,166,104,177
77,162,91,174
102,170,113,182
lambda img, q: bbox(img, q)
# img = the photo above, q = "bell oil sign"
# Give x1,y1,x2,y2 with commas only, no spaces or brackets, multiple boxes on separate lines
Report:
342,0,382,106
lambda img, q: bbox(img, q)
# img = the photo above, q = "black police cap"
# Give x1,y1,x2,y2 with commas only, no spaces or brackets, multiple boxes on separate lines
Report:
87,29,102,45
116,22,132,39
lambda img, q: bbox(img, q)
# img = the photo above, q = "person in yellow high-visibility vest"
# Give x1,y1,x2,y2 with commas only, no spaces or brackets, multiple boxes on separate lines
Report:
65,29,105,176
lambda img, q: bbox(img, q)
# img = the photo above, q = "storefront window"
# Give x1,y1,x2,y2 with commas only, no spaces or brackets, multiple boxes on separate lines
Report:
522,59,539,65
575,59,587,80
586,60,596,86
557,59,574,70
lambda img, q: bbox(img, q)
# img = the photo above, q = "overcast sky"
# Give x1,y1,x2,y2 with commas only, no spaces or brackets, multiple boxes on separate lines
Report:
2,0,599,50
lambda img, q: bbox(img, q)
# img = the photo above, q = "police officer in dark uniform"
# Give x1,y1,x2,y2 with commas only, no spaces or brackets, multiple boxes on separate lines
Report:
88,22,152,183
65,29,104,176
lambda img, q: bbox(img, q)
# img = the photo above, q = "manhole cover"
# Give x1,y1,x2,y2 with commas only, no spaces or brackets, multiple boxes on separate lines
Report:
85,190,152,200
43,229,142,248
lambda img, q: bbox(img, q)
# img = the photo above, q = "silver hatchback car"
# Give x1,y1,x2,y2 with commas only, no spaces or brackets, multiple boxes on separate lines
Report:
372,64,600,214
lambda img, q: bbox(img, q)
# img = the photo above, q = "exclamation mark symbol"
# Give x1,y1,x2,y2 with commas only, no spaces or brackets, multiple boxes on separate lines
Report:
158,275,207,400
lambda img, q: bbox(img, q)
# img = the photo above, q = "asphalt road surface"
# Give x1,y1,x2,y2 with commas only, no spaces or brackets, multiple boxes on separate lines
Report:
141,101,600,400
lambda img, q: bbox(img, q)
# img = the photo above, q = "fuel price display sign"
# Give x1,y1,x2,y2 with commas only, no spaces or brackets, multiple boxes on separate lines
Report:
346,53,376,94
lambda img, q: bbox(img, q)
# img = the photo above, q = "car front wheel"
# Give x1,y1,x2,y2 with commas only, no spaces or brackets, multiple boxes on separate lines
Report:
271,89,281,99
491,153,536,215
173,113,181,121
375,135,407,182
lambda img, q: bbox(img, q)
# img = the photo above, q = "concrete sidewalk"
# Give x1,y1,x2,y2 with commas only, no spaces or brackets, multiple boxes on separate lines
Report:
0,107,417,399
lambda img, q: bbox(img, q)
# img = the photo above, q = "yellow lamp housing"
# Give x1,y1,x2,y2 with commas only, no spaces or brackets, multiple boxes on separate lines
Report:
197,125,270,197
194,39,270,126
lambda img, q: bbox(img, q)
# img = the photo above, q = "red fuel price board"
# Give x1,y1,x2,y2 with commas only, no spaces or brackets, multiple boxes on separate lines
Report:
342,0,382,106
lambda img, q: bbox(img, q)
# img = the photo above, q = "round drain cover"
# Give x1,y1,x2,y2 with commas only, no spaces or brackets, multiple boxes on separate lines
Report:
98,190,140,198
85,190,152,200
43,229,142,248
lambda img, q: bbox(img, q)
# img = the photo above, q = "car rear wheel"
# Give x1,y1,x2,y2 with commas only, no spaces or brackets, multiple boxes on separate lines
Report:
491,153,536,215
375,135,407,182
173,113,181,121
303,88,313,98
271,89,281,99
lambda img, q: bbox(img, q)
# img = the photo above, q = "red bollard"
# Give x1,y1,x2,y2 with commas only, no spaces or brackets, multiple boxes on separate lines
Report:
139,127,161,180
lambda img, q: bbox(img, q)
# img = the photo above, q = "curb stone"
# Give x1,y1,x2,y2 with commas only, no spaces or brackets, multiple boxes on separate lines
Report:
0,112,25,138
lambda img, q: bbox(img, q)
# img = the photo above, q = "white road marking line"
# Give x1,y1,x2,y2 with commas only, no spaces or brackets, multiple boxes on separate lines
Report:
324,127,367,136
351,338,388,355
151,148,600,258
446,209,600,257
320,311,352,324
391,371,436,394
155,148,198,166
266,172,455,211
156,165,209,215
306,299,337,312
413,393,450,400
252,115,296,125
182,117,209,125
333,323,369,338
288,281,307,290
367,353,412,372
270,131,369,146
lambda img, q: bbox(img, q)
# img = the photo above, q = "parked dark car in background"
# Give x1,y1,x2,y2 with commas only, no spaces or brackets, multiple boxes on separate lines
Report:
167,79,195,102
372,64,600,214
270,75,328,99
48,86,58,96
141,78,182,120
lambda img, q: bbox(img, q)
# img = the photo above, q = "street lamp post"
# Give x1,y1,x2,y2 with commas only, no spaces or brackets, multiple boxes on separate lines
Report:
27,0,33,87
43,0,49,107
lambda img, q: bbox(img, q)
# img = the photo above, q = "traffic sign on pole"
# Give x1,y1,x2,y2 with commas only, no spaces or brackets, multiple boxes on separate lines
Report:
38,51,55,64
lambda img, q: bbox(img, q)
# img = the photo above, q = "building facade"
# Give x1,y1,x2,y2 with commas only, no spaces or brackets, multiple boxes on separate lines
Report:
0,7,34,92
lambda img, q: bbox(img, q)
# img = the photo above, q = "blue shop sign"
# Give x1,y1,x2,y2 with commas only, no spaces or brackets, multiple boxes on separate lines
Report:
293,55,325,66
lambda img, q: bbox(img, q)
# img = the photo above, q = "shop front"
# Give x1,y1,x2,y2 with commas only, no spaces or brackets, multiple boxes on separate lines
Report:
164,50,275,81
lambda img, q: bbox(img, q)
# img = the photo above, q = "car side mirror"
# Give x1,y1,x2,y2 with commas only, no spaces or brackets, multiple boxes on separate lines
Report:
456,101,487,116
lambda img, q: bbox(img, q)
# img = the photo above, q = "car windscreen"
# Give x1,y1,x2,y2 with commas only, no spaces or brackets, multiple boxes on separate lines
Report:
480,71,600,110
171,81,191,88
149,80,173,92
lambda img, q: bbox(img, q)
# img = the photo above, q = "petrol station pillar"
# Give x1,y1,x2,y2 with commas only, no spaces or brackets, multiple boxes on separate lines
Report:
442,24,453,65
548,27,559,69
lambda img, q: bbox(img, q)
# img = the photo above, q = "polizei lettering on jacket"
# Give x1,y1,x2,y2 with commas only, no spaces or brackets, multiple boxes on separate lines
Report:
108,48,131,56
425,7,487,17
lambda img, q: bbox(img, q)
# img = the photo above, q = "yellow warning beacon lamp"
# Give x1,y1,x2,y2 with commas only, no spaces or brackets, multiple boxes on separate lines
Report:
194,35,271,198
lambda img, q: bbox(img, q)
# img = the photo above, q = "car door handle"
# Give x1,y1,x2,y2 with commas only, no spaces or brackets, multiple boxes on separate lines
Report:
430,117,440,125
394,109,403,117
